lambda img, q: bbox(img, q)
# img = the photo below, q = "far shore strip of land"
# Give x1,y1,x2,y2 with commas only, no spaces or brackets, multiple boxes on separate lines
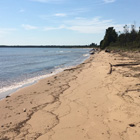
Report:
0,50,140,140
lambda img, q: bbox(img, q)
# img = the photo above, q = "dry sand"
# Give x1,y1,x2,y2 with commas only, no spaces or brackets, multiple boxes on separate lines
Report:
0,51,140,140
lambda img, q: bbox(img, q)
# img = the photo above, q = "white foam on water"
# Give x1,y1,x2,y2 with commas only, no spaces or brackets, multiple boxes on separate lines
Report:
83,54,89,57
59,51,64,53
0,67,65,99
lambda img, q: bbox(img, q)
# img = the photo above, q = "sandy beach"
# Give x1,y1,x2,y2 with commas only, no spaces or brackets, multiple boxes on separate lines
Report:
0,50,140,140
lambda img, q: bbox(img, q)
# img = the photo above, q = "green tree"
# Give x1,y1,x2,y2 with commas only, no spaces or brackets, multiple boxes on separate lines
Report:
100,27,118,49
89,43,98,47
130,25,137,42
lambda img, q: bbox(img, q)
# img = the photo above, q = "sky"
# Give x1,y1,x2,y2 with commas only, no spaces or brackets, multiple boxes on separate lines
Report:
0,0,140,45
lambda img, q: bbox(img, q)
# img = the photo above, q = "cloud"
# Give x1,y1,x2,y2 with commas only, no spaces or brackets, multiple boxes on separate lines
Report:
40,13,67,20
69,8,89,15
66,17,123,33
103,0,116,3
0,28,17,37
54,13,67,17
0,28,16,34
43,17,124,34
44,25,65,31
39,8,89,21
31,0,64,3
19,9,25,13
22,24,38,30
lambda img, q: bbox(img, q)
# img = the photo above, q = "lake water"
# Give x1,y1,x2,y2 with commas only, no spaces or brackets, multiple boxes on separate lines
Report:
0,48,90,99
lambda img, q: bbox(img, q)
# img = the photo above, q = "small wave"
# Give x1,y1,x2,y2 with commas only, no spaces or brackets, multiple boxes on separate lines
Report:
83,54,89,57
0,68,66,99
54,63,67,68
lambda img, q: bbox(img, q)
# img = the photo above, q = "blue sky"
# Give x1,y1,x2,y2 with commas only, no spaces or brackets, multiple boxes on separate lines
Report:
0,0,139,45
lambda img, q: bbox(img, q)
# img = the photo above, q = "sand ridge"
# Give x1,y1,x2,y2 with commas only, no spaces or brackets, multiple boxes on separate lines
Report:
0,51,140,140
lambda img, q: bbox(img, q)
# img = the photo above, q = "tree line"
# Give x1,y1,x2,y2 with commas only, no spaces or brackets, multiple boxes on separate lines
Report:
100,24,140,50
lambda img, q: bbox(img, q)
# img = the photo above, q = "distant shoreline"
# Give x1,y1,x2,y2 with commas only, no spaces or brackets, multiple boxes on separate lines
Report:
0,45,93,48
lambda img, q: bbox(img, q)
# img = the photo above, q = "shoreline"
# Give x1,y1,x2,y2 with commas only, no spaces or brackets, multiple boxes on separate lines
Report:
0,53,90,100
0,51,140,140
0,52,94,139
0,67,65,100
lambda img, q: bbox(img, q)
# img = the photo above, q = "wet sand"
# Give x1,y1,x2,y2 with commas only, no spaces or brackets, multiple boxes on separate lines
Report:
0,51,140,140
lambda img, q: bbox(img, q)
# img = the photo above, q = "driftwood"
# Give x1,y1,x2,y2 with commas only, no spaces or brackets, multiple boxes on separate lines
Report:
108,63,113,74
6,95,10,98
105,49,111,53
113,63,140,67
107,62,140,75
64,67,80,71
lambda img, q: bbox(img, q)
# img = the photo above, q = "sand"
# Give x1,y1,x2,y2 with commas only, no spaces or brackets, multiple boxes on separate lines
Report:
0,51,140,140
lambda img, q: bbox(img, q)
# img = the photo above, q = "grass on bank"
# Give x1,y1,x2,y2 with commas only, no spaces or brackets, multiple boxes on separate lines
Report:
106,45,140,52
